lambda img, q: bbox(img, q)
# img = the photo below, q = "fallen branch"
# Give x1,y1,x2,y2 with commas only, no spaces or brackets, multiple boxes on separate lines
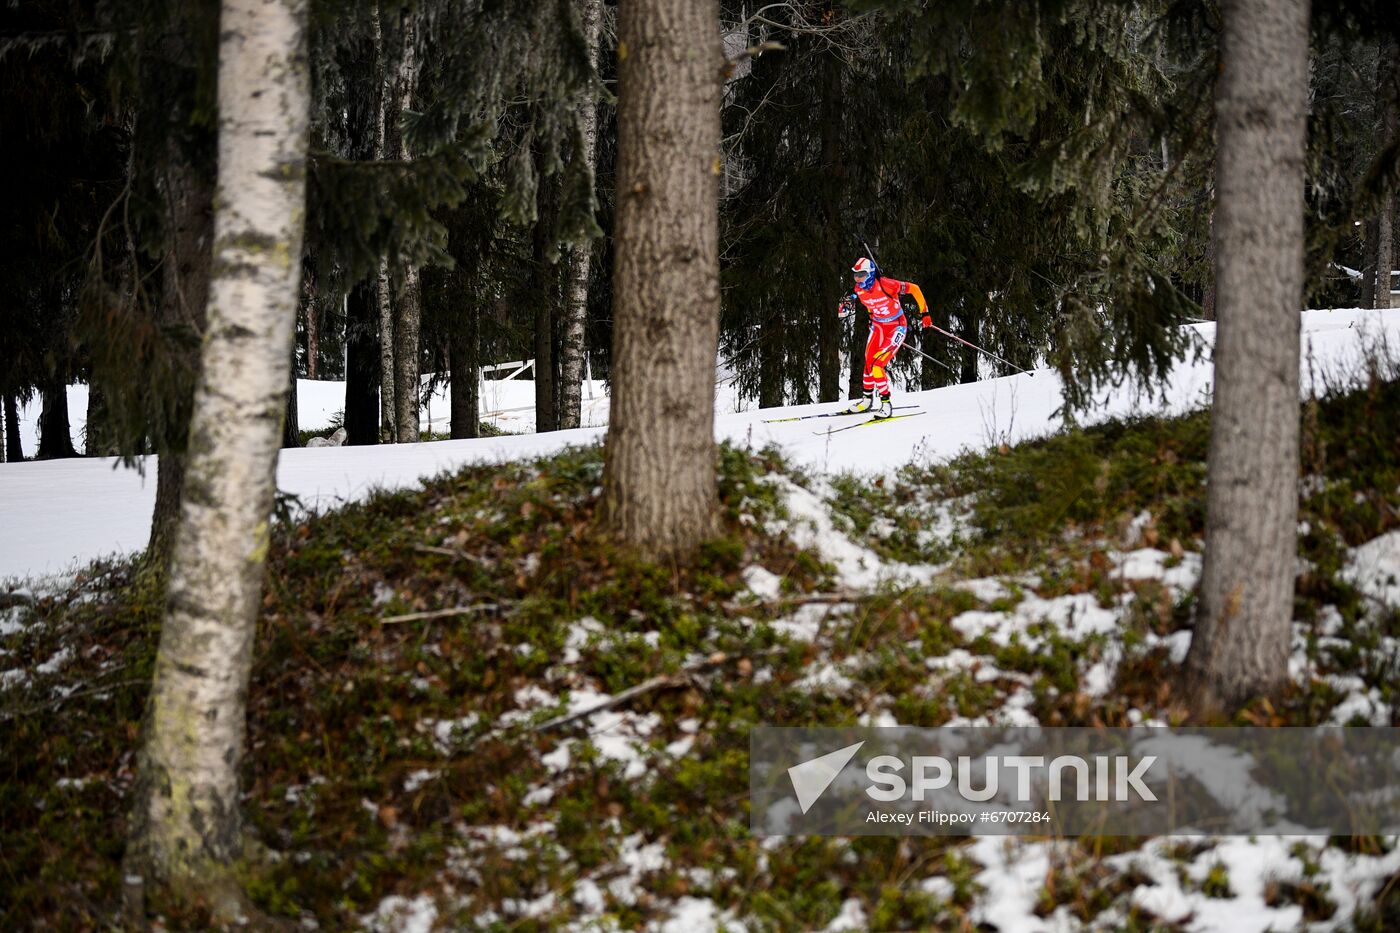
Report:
412,543,488,565
380,603,498,624
534,649,785,733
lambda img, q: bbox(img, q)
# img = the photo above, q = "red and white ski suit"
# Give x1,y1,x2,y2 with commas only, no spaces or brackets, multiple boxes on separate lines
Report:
843,276,929,398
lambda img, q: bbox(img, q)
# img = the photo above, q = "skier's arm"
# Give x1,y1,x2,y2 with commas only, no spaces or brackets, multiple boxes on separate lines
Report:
903,282,933,329
837,293,859,319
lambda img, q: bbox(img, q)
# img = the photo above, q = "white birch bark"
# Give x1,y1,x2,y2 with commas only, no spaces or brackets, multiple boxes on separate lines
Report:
393,13,422,443
374,4,397,443
559,0,603,431
125,0,310,911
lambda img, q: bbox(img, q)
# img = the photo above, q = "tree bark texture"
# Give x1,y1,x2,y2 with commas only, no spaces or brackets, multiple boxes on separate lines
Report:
125,0,309,910
3,394,20,462
559,0,603,431
601,0,723,557
304,263,319,379
1185,0,1309,709
373,4,397,442
1374,35,1399,310
392,13,422,444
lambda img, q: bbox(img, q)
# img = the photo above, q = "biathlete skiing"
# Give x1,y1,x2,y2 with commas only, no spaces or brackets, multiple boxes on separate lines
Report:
837,257,933,419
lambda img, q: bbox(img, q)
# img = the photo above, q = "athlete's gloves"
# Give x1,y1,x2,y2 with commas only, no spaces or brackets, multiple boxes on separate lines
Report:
837,295,858,320
920,314,933,330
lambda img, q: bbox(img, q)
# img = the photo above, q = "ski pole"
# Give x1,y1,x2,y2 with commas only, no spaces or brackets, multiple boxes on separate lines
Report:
923,323,1035,378
892,335,958,375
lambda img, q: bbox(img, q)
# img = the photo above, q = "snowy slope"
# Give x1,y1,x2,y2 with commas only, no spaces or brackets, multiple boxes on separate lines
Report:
3,307,1398,582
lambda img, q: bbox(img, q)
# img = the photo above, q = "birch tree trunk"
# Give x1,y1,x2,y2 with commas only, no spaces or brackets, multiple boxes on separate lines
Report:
1373,36,1399,310
124,0,309,914
374,4,397,443
601,0,723,557
392,13,422,444
1184,0,1308,710
559,0,603,431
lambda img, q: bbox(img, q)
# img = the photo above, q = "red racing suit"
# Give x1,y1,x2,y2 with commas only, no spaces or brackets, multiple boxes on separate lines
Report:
840,275,929,398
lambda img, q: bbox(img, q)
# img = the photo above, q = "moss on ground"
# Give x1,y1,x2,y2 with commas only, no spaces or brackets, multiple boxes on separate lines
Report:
3,374,1399,929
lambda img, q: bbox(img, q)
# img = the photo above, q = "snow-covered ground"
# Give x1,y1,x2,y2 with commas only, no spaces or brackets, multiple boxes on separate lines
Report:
2,308,1398,582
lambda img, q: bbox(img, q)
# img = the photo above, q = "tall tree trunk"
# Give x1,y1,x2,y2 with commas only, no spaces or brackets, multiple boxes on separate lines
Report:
1362,217,1379,308
125,0,309,914
394,268,421,442
601,0,723,557
559,0,603,431
3,394,20,462
1374,36,1399,310
373,5,397,442
344,281,380,444
283,346,300,448
36,378,78,460
305,262,319,379
532,142,559,434
847,309,869,399
392,13,422,444
450,295,479,439
1184,0,1309,710
818,53,844,403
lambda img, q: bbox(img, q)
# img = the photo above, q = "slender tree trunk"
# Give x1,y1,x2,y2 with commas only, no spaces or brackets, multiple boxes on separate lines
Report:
373,5,396,442
601,0,723,557
125,0,309,915
450,297,479,439
559,0,603,431
1374,36,1399,310
283,346,300,448
305,263,319,379
345,282,380,444
818,53,844,403
37,378,78,460
532,141,559,434
847,309,869,399
1185,0,1309,710
1362,217,1379,308
392,13,421,444
3,394,20,462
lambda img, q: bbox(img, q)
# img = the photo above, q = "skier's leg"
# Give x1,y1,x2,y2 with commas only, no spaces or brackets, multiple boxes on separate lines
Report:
871,323,902,418
847,326,877,413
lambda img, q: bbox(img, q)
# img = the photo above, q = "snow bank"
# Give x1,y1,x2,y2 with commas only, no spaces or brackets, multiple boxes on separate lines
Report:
4,308,1398,582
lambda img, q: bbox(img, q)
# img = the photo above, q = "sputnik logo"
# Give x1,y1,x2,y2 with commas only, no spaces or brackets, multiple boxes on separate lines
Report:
787,741,864,814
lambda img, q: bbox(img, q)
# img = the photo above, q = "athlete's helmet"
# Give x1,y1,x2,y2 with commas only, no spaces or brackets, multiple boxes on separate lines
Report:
852,257,877,289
